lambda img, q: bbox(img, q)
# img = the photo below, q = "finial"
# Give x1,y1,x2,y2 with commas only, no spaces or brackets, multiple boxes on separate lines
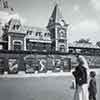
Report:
51,0,61,6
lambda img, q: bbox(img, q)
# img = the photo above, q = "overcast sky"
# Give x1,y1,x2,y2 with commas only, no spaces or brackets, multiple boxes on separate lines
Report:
0,0,100,44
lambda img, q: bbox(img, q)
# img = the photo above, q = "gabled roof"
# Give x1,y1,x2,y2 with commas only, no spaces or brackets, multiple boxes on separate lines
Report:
7,18,24,33
7,18,50,34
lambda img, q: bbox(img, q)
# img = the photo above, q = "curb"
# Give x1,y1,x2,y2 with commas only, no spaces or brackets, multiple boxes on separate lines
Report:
0,72,72,78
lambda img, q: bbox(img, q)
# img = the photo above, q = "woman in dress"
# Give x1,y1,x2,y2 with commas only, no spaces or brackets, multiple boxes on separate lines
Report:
72,55,89,100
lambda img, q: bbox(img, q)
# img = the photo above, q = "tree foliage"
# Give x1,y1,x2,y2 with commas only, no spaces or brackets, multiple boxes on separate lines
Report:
75,38,92,44
96,41,100,47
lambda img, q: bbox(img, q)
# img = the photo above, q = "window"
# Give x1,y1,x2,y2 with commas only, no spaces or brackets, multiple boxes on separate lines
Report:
36,32,41,36
13,41,22,50
16,25,20,30
27,30,32,35
60,31,65,37
44,33,47,37
44,33,50,37
12,25,16,30
48,33,50,37
12,24,20,30
59,45,65,52
58,29,65,38
59,39,65,43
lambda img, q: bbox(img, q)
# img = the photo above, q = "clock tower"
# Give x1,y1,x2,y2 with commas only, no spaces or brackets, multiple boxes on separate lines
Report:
47,2,69,52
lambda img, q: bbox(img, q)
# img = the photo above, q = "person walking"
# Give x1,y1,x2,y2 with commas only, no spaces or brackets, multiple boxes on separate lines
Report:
72,55,89,100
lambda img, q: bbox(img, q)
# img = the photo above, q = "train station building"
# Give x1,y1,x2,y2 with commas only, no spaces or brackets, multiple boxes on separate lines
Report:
1,1,69,53
0,0,100,74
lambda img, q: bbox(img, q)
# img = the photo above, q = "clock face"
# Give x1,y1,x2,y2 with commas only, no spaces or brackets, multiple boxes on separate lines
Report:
60,19,66,26
60,20,65,26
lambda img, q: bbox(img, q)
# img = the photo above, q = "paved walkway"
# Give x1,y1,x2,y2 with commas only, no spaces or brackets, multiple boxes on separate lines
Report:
0,71,71,78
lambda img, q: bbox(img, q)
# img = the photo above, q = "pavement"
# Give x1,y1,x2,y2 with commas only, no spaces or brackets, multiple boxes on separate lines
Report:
0,69,99,100
0,71,72,78
0,68,100,78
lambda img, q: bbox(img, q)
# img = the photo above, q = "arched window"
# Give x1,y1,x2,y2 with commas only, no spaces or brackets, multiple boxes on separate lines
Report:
12,24,20,30
59,45,65,52
13,40,22,50
44,33,47,37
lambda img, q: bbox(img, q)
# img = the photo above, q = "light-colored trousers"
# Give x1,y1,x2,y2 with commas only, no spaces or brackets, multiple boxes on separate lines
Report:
74,84,89,100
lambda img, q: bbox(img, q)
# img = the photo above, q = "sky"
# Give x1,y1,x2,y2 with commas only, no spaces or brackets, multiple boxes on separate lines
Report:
0,0,100,44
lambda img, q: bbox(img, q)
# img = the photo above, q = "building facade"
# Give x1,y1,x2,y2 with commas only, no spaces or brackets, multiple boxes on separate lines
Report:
2,3,69,53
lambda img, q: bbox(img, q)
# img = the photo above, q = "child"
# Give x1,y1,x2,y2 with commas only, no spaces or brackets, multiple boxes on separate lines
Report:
88,71,97,100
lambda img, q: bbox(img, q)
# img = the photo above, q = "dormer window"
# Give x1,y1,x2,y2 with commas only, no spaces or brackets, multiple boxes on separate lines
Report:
12,25,16,30
16,25,20,30
27,30,32,35
36,32,41,36
12,24,20,30
44,33,47,37
48,33,50,37
44,33,50,37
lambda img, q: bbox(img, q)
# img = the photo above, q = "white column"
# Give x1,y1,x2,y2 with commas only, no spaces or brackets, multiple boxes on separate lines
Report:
66,27,68,52
24,37,26,51
55,27,58,51
8,35,11,50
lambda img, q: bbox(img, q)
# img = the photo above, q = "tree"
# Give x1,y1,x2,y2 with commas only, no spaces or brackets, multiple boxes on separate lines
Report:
75,38,92,44
73,38,93,54
96,41,100,47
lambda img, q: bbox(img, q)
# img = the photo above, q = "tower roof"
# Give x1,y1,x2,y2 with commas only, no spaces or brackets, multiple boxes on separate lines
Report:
47,3,68,27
